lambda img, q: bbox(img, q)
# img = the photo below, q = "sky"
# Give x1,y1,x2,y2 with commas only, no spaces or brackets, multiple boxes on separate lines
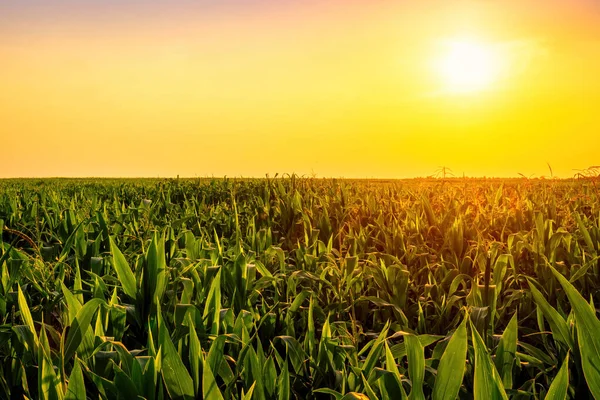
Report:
1,0,599,178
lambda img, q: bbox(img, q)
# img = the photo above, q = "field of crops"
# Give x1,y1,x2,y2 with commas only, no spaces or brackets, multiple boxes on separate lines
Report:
0,177,599,399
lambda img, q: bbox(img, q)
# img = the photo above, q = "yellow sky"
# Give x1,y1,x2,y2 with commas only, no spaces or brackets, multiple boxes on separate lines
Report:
1,0,599,178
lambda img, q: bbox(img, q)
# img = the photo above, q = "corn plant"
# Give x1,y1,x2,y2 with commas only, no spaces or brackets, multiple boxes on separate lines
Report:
0,176,598,399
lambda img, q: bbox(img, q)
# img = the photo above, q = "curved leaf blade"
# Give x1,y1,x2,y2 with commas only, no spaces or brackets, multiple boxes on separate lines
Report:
545,353,569,400
471,320,508,400
550,265,600,398
433,314,468,400
64,298,104,362
109,236,137,299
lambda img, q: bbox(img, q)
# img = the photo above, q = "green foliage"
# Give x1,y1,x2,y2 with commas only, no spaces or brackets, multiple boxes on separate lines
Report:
0,176,598,399
550,265,600,398
494,311,517,389
432,313,467,400
471,320,508,400
545,352,569,400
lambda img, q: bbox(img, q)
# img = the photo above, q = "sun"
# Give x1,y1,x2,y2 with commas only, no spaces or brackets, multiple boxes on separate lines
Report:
436,39,500,94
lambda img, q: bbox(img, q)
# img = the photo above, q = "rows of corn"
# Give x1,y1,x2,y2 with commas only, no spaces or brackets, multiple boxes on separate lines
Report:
0,177,598,399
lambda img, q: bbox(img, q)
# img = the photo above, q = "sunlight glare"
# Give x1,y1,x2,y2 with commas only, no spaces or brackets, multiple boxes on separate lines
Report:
437,39,500,94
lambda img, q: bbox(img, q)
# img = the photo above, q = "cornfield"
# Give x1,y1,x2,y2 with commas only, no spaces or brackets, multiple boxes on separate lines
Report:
0,176,599,399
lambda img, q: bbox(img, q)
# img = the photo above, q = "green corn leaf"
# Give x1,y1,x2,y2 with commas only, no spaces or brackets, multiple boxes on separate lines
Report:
243,346,265,400
82,360,118,398
305,295,316,360
203,269,222,336
384,341,404,390
275,336,306,374
405,333,425,400
64,298,104,362
159,317,195,400
109,236,137,300
73,261,84,303
381,340,408,399
527,278,573,350
202,358,224,400
390,334,443,360
206,335,227,385
518,341,556,366
288,290,309,313
433,314,468,400
575,213,597,256
65,359,86,400
361,372,379,400
494,312,518,389
110,304,127,342
313,388,344,399
471,320,508,400
379,370,408,400
545,353,569,400
550,265,600,398
141,354,158,400
131,357,144,396
340,393,370,400
38,323,64,400
146,232,167,306
57,220,85,263
60,282,82,325
362,322,390,377
187,314,202,397
242,382,256,400
113,362,140,399
17,284,38,345
233,253,248,312
263,356,277,398
278,358,290,400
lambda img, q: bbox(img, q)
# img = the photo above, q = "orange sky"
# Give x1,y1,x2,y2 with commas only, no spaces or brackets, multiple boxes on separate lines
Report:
1,0,599,178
